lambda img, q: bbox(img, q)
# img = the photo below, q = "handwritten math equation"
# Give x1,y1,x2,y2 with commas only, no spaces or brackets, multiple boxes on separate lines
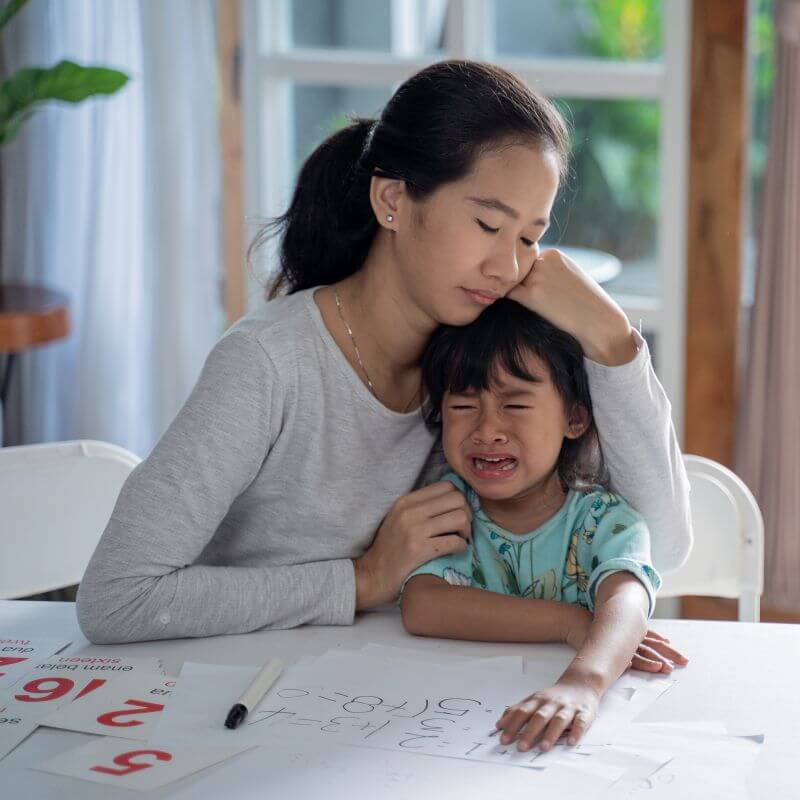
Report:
246,686,557,767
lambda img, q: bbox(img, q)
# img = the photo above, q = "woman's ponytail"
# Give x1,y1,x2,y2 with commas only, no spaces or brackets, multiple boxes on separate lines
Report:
256,118,378,298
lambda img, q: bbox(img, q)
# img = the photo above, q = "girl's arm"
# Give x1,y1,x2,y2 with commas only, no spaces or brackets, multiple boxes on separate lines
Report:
401,574,592,644
495,572,652,752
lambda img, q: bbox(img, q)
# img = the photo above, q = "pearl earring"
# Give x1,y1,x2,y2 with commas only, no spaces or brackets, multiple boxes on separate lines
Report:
386,214,394,223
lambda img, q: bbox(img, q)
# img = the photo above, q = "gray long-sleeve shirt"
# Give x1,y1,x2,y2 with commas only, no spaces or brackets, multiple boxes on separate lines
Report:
76,287,692,644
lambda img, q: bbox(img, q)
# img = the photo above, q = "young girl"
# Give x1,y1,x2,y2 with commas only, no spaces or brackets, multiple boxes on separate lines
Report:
401,299,688,752
76,60,691,650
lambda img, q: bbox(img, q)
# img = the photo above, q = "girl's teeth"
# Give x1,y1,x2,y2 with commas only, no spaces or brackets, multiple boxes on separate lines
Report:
475,458,516,471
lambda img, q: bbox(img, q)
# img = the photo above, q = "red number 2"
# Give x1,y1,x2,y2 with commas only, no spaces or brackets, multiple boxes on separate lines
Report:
91,749,172,776
96,699,165,727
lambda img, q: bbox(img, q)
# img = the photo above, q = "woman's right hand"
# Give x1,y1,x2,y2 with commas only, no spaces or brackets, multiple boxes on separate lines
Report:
353,481,472,609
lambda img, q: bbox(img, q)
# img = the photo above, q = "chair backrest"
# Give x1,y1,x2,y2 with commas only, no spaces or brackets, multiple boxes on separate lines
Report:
659,454,764,622
0,439,140,599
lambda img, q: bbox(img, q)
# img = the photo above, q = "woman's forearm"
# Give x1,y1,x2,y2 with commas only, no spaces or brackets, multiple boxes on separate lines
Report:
401,576,591,644
560,573,649,693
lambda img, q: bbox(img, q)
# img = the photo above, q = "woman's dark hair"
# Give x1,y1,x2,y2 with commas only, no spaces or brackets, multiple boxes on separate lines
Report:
421,299,605,490
252,60,569,298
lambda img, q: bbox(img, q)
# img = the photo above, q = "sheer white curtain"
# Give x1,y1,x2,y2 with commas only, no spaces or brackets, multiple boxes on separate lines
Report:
736,0,800,611
0,0,223,456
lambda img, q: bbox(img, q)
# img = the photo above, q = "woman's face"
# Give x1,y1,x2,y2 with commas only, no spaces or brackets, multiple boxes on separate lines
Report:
394,143,560,326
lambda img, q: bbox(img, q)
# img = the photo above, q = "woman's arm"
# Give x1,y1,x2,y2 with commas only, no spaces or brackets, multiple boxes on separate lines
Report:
400,574,591,644
495,572,649,752
508,249,692,572
76,332,355,644
584,332,693,572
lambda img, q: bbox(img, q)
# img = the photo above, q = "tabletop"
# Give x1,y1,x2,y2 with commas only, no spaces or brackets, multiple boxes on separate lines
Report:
1,601,798,799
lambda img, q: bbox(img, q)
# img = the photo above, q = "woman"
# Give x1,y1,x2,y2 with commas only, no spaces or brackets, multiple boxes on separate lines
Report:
76,61,691,662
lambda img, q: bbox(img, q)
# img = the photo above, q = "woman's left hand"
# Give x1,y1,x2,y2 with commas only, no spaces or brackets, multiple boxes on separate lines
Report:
507,248,637,366
495,679,601,752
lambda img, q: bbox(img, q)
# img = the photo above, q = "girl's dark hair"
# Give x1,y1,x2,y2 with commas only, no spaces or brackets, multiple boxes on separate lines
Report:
252,60,569,298
421,299,605,490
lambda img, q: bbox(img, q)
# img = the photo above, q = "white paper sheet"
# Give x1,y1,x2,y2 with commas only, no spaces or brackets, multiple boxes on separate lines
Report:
166,734,615,800
30,735,253,791
0,636,71,689
357,644,525,673
0,707,38,761
607,723,765,799
153,654,659,772
42,673,177,740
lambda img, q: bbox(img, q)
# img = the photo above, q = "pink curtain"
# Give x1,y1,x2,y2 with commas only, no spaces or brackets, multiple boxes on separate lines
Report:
736,0,800,611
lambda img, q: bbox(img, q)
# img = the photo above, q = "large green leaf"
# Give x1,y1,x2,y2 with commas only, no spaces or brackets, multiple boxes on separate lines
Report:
0,0,29,33
0,60,128,145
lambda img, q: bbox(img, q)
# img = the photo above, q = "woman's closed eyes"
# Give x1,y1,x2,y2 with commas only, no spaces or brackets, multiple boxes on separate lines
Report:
475,218,538,248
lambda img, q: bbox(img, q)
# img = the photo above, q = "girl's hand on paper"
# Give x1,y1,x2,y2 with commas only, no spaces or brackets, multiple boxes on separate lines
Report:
353,481,472,609
568,619,688,675
507,248,637,366
495,679,600,752
629,629,689,674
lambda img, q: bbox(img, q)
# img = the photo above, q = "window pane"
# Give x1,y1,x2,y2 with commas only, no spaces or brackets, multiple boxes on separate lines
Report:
290,84,394,175
544,98,660,297
491,0,663,61
744,0,775,306
288,0,447,54
290,0,392,50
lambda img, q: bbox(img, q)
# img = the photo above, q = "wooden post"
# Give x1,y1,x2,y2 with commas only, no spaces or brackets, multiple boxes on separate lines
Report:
681,0,749,622
684,0,747,466
217,0,246,325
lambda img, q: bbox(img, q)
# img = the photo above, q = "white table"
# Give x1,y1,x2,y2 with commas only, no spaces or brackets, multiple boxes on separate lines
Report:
1,601,798,798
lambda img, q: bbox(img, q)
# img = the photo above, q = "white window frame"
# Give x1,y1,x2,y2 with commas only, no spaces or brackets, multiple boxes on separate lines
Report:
242,0,691,438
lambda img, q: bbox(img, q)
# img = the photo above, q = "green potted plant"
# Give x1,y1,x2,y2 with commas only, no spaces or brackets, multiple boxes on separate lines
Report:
0,0,129,145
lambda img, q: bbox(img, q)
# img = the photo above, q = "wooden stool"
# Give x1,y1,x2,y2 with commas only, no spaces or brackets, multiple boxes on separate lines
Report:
0,283,70,418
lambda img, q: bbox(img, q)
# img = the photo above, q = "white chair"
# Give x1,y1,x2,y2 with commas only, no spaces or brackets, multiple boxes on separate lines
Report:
658,454,764,622
0,439,140,599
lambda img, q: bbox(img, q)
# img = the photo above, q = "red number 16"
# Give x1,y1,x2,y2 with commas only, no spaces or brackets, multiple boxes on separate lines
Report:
91,749,172,776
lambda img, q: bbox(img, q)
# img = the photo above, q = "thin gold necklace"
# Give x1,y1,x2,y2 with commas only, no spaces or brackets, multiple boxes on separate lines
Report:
333,287,419,413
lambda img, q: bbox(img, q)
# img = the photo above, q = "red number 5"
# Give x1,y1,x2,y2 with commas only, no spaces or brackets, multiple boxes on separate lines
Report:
91,749,172,776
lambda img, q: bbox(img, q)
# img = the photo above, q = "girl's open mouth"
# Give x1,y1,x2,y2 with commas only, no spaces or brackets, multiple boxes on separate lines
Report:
470,456,518,479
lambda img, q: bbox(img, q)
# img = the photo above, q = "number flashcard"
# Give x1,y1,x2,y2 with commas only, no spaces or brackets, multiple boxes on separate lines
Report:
17,653,163,685
0,653,165,762
0,693,38,761
31,737,254,791
0,637,71,689
42,673,178,740
7,654,164,709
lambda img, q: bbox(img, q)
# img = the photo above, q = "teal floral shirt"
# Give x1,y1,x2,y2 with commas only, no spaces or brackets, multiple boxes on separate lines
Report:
403,472,661,615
